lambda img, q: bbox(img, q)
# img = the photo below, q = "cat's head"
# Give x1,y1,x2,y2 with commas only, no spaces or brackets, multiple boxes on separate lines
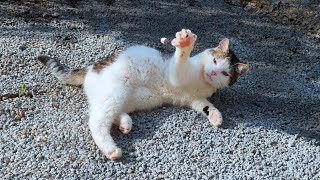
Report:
202,38,249,88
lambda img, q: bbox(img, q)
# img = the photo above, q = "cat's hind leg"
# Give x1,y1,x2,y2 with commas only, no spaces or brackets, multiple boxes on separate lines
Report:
87,84,131,160
89,107,122,160
113,113,133,134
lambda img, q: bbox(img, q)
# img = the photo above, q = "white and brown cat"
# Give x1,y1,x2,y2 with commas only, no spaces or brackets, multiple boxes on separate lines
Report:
38,29,249,160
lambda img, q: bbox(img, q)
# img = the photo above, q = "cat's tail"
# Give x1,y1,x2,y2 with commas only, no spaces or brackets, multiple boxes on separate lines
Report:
37,55,86,86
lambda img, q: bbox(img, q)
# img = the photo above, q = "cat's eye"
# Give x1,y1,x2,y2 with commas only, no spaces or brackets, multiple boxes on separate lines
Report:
213,58,217,64
222,71,229,76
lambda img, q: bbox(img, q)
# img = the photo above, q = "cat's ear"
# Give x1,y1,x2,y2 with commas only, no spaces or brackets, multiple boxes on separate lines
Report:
217,38,230,53
236,63,249,75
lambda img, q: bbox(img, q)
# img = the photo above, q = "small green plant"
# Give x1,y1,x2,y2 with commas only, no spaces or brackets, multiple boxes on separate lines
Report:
18,82,26,97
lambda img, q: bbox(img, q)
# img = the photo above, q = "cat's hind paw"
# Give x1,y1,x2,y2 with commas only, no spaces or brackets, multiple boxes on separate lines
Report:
119,114,132,134
171,29,197,49
119,123,132,134
209,109,223,127
106,147,122,160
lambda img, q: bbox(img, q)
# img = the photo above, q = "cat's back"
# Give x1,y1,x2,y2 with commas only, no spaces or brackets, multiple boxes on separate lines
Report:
87,45,168,87
114,45,168,80
120,45,160,59
116,45,166,67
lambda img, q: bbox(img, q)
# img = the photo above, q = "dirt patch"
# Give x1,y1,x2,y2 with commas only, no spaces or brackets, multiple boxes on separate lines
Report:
226,0,320,38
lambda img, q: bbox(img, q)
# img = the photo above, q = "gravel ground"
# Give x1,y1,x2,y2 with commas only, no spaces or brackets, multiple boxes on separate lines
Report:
1,0,319,179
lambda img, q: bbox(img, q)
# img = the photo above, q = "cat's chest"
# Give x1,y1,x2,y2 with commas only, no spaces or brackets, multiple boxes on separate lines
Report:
167,85,213,102
151,80,214,105
125,82,213,112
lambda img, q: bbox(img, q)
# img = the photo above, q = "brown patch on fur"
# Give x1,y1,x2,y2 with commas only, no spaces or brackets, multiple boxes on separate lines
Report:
92,54,115,73
209,49,228,58
64,69,87,85
228,67,240,86
180,51,185,58
228,50,242,86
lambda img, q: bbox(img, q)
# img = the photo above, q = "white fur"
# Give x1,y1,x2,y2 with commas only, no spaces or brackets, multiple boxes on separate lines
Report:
83,30,236,160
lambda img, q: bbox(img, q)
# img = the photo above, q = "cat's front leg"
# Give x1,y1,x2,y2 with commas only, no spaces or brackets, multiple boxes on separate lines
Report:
190,99,223,126
169,29,197,86
171,29,197,62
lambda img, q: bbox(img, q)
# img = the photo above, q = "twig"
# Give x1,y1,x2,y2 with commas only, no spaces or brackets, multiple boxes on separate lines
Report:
0,90,46,101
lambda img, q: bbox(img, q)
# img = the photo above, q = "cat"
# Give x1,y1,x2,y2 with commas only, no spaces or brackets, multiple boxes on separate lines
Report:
38,29,249,160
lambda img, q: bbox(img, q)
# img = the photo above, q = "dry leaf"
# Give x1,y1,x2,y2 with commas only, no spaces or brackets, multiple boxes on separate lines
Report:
13,110,24,121
19,131,27,138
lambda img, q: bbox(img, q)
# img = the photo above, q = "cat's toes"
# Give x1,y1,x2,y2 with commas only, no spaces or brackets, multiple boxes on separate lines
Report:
119,123,132,134
209,110,223,127
106,147,122,160
119,115,132,134
171,29,197,48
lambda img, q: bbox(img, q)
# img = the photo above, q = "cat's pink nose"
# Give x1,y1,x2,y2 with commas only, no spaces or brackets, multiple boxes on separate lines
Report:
211,71,217,76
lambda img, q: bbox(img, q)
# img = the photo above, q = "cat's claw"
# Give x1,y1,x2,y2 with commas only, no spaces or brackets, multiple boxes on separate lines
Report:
106,147,122,160
209,110,223,127
171,29,197,49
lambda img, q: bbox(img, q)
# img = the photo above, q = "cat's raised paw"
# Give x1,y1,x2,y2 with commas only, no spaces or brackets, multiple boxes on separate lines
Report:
107,147,122,160
209,109,223,127
171,29,197,49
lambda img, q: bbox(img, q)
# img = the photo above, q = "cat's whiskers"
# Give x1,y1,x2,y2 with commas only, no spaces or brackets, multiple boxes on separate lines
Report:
216,75,224,88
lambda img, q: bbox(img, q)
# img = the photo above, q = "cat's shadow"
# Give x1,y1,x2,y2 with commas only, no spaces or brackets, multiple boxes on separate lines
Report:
211,87,320,146
111,106,178,163
110,84,319,163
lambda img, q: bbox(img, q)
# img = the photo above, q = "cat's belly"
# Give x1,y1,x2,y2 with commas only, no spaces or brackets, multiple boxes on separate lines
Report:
124,87,168,112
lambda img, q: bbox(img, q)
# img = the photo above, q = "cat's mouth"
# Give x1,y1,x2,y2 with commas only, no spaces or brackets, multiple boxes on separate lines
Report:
206,73,213,81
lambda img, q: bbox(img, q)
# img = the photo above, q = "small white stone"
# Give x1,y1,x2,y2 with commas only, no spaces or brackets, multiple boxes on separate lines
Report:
160,38,168,44
35,136,41,142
